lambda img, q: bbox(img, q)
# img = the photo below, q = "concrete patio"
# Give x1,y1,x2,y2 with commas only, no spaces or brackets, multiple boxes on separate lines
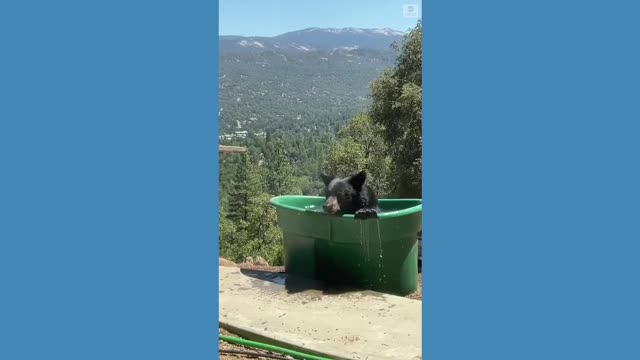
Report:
219,266,422,360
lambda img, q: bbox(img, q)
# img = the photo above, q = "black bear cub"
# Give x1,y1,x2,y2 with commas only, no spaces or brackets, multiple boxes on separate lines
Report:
320,170,379,220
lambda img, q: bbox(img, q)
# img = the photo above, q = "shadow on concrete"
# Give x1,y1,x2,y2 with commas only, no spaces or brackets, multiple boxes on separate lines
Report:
239,268,286,284
239,268,361,296
283,275,360,296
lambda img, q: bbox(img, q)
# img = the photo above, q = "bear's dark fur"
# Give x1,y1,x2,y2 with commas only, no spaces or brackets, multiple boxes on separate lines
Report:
320,171,379,220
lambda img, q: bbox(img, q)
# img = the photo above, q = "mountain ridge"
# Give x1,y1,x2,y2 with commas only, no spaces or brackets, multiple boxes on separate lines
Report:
219,27,402,134
220,27,405,54
220,27,405,38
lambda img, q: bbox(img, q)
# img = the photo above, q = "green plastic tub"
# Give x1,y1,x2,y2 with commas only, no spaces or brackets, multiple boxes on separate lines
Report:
269,195,422,295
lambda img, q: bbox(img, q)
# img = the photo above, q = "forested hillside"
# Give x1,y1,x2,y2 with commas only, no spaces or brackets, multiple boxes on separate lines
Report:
219,23,422,266
219,49,395,134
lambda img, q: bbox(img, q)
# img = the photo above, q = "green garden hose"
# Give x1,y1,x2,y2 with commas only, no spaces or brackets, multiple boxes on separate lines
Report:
219,335,333,360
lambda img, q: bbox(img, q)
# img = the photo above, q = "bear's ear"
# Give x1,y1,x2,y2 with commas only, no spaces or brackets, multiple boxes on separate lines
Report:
348,171,367,190
320,173,334,187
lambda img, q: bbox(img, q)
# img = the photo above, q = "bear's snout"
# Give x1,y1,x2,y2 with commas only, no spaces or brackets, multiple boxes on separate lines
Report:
323,196,340,214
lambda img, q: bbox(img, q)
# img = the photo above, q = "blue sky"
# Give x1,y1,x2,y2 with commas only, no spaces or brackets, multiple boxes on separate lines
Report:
219,0,421,36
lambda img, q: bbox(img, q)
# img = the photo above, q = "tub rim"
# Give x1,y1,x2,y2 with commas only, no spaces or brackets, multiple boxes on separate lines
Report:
269,195,422,220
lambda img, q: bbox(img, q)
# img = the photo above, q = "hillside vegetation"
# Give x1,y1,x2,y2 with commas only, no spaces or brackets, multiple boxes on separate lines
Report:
219,23,422,265
219,49,395,134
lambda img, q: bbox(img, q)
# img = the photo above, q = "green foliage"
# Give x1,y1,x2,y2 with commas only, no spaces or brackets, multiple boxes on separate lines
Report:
324,138,366,177
219,215,248,262
369,22,422,198
244,192,284,265
323,114,392,196
226,152,264,223
219,153,286,266
220,130,335,200
266,141,297,195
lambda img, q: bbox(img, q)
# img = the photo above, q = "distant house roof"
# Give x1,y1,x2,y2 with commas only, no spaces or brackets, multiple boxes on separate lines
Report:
219,145,247,154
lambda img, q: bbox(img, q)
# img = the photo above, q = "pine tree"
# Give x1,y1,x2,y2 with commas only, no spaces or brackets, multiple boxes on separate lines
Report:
244,192,284,265
226,152,264,223
266,141,295,196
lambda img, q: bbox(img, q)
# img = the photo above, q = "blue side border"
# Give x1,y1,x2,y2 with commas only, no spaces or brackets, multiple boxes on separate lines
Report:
421,2,427,357
423,1,640,359
0,0,219,358
213,0,221,353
